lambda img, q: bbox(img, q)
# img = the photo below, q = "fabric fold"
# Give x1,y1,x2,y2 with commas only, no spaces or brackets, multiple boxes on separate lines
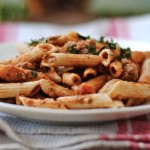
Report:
0,113,150,150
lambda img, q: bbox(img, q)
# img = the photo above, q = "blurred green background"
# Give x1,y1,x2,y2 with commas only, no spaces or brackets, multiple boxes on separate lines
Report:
1,0,150,24
0,0,26,21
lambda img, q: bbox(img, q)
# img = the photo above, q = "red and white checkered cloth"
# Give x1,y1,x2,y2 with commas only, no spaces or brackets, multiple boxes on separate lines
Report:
0,14,150,150
1,14,150,43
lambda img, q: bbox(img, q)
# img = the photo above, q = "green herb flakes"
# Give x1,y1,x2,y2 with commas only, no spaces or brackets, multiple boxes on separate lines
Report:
31,71,37,78
85,45,100,55
69,45,79,54
121,47,132,59
99,36,104,43
28,37,45,46
116,47,132,60
108,38,116,49
77,33,90,40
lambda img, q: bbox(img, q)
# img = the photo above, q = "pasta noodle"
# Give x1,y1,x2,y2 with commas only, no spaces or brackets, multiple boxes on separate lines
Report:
41,53,102,67
0,32,149,109
40,79,75,97
99,79,150,102
138,59,150,84
62,73,81,86
46,70,62,83
57,93,124,109
99,48,115,67
0,80,40,98
17,96,66,109
0,65,49,82
83,67,97,79
109,61,123,78
131,51,150,64
84,74,111,92
48,31,79,46
3,43,57,65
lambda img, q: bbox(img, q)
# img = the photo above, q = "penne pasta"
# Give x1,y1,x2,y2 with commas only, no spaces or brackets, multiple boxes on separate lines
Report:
62,73,81,87
95,42,106,52
109,61,123,78
99,48,115,67
48,31,79,46
0,80,40,98
16,62,36,70
138,59,150,84
10,43,57,65
85,74,111,92
100,79,150,101
46,70,62,83
72,74,113,95
99,79,120,94
113,100,124,108
0,65,26,82
131,51,150,64
16,96,66,109
56,66,74,74
83,67,97,79
0,65,49,82
57,93,120,109
41,53,102,67
72,83,95,95
40,79,75,97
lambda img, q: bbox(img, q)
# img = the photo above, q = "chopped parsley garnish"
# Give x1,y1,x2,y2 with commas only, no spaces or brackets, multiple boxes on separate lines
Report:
100,46,109,51
107,38,116,49
69,45,79,54
28,37,48,46
85,45,100,55
31,71,37,78
116,47,132,60
121,47,132,59
86,35,91,39
77,33,90,40
99,36,104,43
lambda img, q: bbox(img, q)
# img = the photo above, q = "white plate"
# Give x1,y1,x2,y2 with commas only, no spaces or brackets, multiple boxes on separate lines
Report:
0,40,150,124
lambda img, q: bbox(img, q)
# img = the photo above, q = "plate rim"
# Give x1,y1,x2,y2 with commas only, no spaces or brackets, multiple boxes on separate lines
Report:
0,102,150,115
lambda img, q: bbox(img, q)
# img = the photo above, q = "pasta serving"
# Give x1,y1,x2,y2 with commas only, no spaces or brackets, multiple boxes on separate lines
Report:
0,32,150,109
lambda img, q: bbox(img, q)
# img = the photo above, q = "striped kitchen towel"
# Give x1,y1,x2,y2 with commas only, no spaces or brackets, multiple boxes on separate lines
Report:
0,113,150,150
